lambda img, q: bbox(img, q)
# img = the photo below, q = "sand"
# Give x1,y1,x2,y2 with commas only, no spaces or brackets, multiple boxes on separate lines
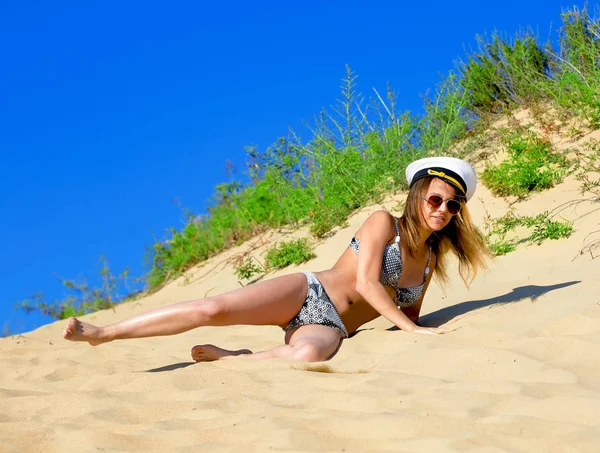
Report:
1,125,600,453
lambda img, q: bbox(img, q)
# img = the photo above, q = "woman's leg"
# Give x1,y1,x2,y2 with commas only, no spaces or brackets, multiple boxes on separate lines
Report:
63,273,308,345
190,324,343,362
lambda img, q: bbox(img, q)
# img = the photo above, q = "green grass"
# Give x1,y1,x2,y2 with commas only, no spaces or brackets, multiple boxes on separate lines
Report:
1,322,12,338
458,33,550,115
484,211,574,256
573,139,600,196
264,238,316,270
15,5,600,320
482,132,569,197
488,240,517,256
527,214,574,244
233,256,264,281
16,256,136,321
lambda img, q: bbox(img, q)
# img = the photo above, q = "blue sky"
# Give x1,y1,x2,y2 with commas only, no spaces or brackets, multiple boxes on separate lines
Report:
0,0,588,334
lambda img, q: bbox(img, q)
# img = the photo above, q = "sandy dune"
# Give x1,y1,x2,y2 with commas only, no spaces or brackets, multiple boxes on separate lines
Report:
2,128,600,452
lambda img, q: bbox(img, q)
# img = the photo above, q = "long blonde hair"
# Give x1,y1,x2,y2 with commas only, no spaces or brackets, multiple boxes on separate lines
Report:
398,176,491,285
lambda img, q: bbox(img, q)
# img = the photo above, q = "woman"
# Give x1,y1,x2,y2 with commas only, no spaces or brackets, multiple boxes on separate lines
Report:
64,157,490,362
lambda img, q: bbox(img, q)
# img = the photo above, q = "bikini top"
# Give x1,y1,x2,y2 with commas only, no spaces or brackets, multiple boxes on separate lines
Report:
349,216,432,307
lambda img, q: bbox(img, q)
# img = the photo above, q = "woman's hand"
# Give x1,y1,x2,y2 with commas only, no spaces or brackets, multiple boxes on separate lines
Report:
410,326,451,335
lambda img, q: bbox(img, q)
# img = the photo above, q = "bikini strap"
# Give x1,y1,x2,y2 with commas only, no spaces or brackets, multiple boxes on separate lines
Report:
393,216,400,243
424,246,432,276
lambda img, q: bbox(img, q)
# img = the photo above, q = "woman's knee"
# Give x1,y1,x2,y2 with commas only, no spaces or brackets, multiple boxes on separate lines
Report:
291,343,328,362
191,298,227,325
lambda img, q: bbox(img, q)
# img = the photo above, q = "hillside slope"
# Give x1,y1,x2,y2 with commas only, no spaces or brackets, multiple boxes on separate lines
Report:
1,121,599,452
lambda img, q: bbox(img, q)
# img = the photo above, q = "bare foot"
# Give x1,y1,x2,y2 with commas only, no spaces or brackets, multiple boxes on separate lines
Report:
63,317,107,346
191,344,252,362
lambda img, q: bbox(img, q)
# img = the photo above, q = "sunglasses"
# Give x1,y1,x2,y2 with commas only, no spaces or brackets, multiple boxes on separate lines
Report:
421,194,462,215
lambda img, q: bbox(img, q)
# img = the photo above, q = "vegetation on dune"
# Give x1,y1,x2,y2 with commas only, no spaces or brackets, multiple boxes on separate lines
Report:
16,6,600,321
17,256,138,321
482,130,569,198
458,8,600,127
232,238,316,284
233,256,265,281
2,323,12,338
484,210,574,256
264,238,316,270
573,139,600,196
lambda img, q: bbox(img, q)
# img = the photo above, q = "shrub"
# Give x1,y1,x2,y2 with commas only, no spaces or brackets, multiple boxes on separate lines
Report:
573,139,600,196
484,210,573,255
16,256,134,320
482,132,569,197
526,214,574,244
234,257,264,280
488,240,517,256
265,239,316,269
458,34,550,116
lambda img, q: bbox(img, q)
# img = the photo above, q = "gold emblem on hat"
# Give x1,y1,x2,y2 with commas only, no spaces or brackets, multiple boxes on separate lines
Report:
427,169,466,194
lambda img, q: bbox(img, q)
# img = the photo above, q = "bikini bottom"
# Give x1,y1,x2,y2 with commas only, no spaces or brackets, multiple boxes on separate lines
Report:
283,272,349,339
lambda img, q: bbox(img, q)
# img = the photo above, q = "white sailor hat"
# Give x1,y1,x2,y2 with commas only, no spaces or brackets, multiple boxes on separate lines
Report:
406,156,477,201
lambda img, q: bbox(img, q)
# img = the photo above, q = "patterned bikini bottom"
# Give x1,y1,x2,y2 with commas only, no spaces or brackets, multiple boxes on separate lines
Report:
283,272,349,339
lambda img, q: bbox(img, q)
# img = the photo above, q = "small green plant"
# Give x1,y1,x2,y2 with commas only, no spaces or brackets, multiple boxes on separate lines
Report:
16,255,133,320
566,125,586,140
234,256,264,280
488,240,517,256
309,214,336,239
526,214,574,244
482,132,569,197
573,139,600,196
1,322,12,338
484,210,573,255
265,238,316,269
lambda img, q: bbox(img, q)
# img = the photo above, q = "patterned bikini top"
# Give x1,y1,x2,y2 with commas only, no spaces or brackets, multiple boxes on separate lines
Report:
349,216,432,307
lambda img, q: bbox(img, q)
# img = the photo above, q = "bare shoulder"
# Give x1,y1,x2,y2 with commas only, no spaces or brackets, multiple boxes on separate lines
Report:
369,209,395,222
355,210,396,241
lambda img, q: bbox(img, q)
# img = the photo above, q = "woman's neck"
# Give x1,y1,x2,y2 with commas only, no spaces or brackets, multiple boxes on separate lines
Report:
417,226,433,249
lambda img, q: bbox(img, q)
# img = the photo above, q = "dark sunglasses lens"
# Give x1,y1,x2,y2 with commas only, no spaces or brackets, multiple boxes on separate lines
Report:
427,195,444,207
447,200,461,214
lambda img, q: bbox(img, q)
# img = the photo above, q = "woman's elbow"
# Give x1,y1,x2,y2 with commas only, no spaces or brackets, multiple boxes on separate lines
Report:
355,278,376,297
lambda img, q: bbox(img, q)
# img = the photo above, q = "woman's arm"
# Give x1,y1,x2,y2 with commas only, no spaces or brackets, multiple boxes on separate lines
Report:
401,296,423,325
356,212,446,335
401,254,437,324
354,211,418,332
400,255,448,334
